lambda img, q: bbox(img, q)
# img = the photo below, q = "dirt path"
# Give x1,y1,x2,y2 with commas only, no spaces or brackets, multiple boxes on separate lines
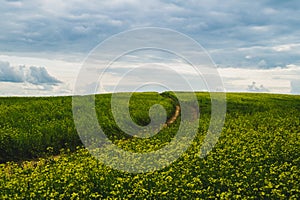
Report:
163,105,180,127
167,105,180,125
163,102,199,127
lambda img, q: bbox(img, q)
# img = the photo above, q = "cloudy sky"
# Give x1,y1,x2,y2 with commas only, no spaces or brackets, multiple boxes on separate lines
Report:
0,0,299,95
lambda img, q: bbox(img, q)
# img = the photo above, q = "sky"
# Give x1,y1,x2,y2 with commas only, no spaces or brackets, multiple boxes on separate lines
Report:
0,0,300,96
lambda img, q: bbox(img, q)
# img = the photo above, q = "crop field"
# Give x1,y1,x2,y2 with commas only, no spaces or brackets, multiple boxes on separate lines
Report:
0,92,299,199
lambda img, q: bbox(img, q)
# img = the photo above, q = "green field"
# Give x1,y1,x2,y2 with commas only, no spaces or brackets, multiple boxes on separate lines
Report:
0,92,299,199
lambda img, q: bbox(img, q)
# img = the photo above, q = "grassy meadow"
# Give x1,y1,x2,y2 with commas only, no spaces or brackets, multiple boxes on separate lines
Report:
0,92,299,199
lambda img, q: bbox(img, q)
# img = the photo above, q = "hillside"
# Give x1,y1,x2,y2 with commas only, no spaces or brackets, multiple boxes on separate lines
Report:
0,92,299,199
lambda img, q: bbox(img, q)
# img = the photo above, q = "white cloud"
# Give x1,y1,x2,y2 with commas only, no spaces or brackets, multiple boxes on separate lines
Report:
0,1,300,95
0,81,71,96
219,65,300,94
0,61,61,85
263,7,278,15
0,58,79,96
257,59,267,68
247,81,269,92
272,43,300,52
291,80,300,94
249,25,271,32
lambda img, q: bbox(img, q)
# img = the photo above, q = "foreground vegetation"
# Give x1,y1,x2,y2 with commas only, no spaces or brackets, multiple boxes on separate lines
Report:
0,92,299,199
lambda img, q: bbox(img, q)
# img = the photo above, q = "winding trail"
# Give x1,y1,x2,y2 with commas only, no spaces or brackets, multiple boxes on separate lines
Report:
163,105,181,128
166,105,181,125
162,98,199,128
